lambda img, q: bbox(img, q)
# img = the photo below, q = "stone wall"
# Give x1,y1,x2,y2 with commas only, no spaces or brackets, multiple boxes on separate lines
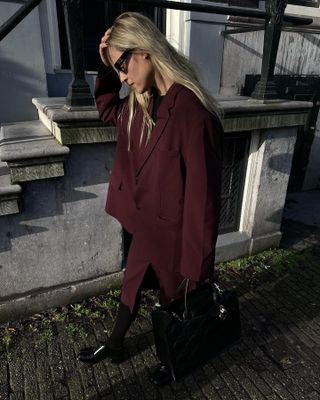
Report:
0,143,123,321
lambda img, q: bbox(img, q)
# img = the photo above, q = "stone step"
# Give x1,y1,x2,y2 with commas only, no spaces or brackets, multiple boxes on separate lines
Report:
0,120,70,183
0,160,22,216
32,97,116,145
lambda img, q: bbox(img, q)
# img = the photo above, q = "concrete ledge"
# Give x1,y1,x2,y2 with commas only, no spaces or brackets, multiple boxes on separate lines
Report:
249,231,283,255
0,121,69,183
216,230,283,261
216,231,251,262
33,97,117,145
9,160,65,184
33,96,312,143
0,199,20,216
0,271,124,324
217,96,313,132
0,160,22,215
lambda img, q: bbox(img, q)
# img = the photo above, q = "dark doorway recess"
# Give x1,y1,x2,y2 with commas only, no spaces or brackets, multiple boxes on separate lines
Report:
56,0,166,71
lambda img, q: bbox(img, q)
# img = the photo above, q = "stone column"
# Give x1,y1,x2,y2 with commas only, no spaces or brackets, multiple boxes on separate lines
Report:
240,126,298,253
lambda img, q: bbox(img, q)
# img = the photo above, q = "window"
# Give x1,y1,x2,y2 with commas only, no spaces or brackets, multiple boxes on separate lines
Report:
56,0,166,71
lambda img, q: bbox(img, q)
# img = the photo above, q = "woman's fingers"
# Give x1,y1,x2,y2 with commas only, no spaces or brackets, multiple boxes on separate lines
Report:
101,27,112,45
99,27,112,66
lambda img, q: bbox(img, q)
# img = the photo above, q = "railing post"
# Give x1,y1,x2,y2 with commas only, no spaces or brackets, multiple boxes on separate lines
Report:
251,0,288,100
61,0,95,109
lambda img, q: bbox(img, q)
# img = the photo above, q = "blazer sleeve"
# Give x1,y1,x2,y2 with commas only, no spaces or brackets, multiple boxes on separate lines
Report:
180,114,223,282
94,64,126,126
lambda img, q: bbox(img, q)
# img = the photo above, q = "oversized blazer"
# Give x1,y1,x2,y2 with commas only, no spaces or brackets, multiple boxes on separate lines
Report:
95,66,223,312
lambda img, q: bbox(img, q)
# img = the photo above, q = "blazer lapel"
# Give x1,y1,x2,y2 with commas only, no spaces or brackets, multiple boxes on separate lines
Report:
135,83,183,177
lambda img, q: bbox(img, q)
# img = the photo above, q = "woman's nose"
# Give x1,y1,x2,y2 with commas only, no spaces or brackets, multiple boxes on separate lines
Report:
119,71,127,83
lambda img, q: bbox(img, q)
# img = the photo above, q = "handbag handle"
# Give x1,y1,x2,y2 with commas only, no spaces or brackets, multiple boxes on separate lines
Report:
182,279,223,320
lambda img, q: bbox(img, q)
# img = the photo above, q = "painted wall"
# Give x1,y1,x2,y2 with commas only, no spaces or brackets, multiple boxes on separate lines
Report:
0,3,48,123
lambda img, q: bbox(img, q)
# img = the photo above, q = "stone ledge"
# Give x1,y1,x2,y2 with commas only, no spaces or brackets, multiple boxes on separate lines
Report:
0,271,123,324
216,231,251,262
0,120,69,183
0,161,22,216
249,231,283,254
217,96,313,132
33,96,312,141
32,97,116,145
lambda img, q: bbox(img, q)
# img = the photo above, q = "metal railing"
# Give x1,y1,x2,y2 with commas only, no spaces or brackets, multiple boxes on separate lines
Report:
0,0,315,106
0,0,42,41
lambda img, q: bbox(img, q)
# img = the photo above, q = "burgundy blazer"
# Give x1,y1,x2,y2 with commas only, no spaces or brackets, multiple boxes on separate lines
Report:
95,66,223,283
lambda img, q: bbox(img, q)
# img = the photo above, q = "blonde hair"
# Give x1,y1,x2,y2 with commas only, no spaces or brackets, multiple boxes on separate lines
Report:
107,11,222,150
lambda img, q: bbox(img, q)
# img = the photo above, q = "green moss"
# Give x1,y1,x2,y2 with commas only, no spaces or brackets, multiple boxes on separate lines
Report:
216,246,320,288
65,322,88,342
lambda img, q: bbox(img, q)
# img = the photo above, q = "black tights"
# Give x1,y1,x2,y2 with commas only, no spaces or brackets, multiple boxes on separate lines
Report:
109,264,159,348
108,290,142,348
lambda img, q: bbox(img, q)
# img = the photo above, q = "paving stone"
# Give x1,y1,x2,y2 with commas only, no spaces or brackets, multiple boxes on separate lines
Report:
287,383,311,400
307,392,320,400
0,362,7,386
35,341,55,399
91,362,113,398
67,372,85,400
7,344,24,395
238,362,274,396
219,369,252,400
260,371,295,400
9,392,24,400
0,384,9,400
266,394,282,400
218,385,238,400
21,336,40,400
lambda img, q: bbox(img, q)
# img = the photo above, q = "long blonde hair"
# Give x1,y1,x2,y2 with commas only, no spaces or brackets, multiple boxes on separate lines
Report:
107,11,222,149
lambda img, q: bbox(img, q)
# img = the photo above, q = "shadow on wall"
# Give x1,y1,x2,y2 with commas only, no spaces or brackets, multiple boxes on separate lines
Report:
224,35,296,75
0,57,47,123
268,153,295,176
0,143,116,253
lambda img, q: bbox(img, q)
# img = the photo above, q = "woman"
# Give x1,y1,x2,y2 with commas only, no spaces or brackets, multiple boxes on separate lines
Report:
78,11,223,385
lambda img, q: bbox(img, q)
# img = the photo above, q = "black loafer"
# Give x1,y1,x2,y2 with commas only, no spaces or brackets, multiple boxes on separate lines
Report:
78,343,124,364
150,364,174,386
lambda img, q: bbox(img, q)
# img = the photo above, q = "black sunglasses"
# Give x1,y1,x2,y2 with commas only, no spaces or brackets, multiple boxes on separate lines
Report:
114,49,133,74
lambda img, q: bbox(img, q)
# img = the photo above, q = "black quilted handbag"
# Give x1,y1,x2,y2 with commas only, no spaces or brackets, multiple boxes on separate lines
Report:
151,279,241,381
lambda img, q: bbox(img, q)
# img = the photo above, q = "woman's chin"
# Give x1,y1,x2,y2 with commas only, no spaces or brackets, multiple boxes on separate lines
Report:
135,85,151,95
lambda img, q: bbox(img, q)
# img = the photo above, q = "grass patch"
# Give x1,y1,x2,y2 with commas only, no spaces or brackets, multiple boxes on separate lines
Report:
216,246,320,289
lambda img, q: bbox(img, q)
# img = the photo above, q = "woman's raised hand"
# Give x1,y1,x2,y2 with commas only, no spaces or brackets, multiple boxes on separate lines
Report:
99,27,112,66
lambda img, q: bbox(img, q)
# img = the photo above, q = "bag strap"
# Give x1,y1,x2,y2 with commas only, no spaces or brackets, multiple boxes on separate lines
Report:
182,279,224,320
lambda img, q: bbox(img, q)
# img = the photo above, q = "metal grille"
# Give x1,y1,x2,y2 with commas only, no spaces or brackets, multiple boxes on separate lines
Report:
218,133,250,234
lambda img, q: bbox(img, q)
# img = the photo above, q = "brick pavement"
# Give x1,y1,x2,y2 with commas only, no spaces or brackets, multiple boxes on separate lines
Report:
0,191,320,400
